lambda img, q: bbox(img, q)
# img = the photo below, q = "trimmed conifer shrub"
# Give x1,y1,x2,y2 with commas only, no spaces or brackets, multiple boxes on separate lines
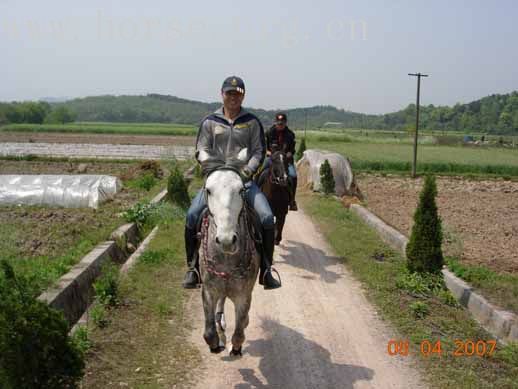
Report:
167,165,190,208
295,137,306,161
319,159,335,195
0,260,84,389
406,175,444,274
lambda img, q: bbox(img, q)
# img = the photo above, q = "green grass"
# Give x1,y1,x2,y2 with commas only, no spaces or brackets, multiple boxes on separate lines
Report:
300,192,518,389
297,128,518,144
351,160,518,176
307,140,518,176
0,122,197,136
0,160,176,297
446,257,518,313
81,202,201,388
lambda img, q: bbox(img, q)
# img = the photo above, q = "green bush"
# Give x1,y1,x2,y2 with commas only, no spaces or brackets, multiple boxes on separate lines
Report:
167,165,190,208
295,137,306,161
319,159,335,195
410,301,429,318
90,303,108,328
93,262,119,307
438,289,459,307
406,175,444,273
136,173,157,191
71,326,91,356
0,260,84,388
123,202,157,227
395,271,444,297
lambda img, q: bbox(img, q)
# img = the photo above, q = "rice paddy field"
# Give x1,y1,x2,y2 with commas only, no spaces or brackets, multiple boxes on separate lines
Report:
2,121,518,176
0,122,197,136
299,133,518,176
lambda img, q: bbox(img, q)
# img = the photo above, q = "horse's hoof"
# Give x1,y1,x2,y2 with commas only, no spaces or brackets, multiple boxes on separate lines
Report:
210,345,225,354
230,347,242,356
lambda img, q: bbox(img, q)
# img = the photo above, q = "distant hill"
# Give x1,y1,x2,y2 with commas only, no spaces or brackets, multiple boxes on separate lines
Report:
3,91,518,134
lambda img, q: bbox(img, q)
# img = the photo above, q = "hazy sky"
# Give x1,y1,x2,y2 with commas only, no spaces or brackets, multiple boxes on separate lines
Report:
1,0,518,114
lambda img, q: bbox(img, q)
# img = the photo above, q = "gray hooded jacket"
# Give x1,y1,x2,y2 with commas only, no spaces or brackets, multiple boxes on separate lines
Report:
195,107,266,173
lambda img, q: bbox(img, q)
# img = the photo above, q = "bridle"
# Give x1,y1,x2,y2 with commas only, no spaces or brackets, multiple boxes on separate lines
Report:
268,151,288,186
202,165,246,223
200,166,255,279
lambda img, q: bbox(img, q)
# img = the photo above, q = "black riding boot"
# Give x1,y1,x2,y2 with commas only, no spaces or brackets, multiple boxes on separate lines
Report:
182,226,200,289
259,228,282,289
289,176,298,211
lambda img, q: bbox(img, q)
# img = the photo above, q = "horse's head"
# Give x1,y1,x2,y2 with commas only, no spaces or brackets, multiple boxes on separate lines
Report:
269,151,289,187
199,148,248,254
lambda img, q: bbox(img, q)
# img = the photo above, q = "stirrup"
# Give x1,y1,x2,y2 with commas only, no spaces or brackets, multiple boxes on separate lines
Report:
183,267,201,288
262,267,282,289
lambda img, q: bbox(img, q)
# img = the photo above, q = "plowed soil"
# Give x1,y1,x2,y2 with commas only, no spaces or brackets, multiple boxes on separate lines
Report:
357,175,518,275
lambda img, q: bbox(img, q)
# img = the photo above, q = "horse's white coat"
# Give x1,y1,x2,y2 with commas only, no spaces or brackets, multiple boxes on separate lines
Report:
205,170,243,252
203,147,248,252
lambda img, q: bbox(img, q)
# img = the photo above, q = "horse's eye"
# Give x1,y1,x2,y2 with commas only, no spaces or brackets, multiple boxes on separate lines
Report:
206,189,211,196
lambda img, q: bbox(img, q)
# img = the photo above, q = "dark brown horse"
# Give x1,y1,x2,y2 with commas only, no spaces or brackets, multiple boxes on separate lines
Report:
258,151,290,245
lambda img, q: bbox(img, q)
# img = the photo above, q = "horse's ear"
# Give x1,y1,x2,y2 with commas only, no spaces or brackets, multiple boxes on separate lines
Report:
237,148,248,162
197,150,211,163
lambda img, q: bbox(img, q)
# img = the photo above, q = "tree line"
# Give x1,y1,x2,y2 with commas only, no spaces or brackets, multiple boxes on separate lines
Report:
1,91,518,135
0,101,76,125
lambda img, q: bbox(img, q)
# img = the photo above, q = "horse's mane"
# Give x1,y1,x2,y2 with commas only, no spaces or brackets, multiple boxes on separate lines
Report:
200,156,246,178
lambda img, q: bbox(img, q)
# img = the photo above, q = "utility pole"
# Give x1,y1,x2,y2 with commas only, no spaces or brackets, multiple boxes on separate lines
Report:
408,72,428,178
304,109,307,139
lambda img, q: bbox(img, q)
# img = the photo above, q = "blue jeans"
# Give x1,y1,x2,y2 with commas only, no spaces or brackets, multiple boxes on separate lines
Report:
186,181,275,230
262,157,297,178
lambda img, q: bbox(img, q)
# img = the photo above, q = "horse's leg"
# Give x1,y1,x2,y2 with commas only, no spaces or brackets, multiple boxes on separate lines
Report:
215,297,226,349
230,294,252,356
202,286,224,353
276,212,286,245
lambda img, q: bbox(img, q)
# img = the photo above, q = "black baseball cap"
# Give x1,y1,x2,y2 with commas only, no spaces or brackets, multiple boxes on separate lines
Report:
221,76,245,94
274,112,287,124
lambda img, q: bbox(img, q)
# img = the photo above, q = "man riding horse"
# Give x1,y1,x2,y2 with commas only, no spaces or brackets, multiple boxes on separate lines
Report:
182,76,282,290
259,112,298,211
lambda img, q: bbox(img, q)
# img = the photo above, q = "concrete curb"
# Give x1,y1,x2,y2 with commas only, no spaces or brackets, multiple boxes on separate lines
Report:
350,204,408,254
38,241,119,324
120,226,159,275
350,203,518,344
39,189,168,326
151,188,168,204
71,225,161,333
42,166,193,328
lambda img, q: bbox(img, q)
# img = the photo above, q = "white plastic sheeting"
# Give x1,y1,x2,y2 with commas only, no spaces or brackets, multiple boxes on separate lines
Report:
296,149,361,197
0,175,122,209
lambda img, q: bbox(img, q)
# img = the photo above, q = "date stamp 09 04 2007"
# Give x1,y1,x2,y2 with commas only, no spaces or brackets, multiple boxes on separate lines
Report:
387,339,497,358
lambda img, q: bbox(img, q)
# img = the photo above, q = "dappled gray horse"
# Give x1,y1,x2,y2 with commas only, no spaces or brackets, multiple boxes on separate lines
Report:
198,151,260,356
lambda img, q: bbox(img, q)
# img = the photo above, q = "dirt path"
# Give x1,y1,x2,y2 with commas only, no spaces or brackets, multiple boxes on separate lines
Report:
187,209,425,389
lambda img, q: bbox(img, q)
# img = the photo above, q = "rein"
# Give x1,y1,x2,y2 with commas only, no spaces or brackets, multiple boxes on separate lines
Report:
201,209,255,280
268,152,288,187
201,167,255,280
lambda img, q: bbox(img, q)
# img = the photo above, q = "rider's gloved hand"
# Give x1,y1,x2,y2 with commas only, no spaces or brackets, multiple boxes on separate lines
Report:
286,152,293,159
240,166,253,182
